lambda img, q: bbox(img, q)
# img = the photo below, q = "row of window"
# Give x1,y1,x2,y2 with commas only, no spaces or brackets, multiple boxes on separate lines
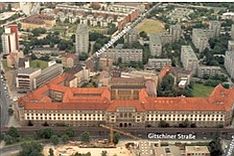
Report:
147,114,223,118
147,111,223,114
26,113,104,117
147,117,223,121
26,117,103,121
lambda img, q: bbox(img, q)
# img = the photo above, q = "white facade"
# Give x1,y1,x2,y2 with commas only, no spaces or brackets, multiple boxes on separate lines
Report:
209,20,221,37
170,24,182,42
149,34,162,57
225,51,234,79
181,45,199,75
1,26,18,54
192,29,210,52
231,24,234,40
147,58,172,70
75,24,89,55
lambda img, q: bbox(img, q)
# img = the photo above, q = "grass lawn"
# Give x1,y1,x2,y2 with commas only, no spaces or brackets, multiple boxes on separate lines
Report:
30,60,48,70
192,83,214,97
135,19,165,33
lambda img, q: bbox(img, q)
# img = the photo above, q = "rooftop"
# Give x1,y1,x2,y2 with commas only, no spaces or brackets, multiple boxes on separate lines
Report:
18,67,40,75
185,146,210,153
149,34,162,44
181,45,198,60
18,71,234,112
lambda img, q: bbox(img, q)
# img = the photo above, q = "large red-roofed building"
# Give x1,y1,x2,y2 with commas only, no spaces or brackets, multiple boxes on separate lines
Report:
17,74,234,128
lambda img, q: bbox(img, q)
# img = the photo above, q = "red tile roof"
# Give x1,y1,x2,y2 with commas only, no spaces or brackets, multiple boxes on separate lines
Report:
18,72,234,112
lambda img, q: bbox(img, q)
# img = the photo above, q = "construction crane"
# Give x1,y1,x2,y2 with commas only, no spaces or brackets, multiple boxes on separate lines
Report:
100,124,141,145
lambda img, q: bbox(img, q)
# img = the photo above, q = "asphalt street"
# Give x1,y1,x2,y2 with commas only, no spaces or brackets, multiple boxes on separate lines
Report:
0,58,10,127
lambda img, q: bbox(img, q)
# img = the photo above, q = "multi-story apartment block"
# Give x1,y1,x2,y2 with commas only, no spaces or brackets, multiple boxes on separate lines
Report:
209,20,221,37
181,45,199,75
18,73,234,128
124,29,139,46
170,24,182,42
225,51,234,79
159,32,173,46
231,24,234,40
101,48,143,63
197,66,222,78
19,2,40,16
75,24,89,55
55,3,140,30
1,24,19,54
149,34,162,57
16,68,42,93
228,40,234,51
192,29,210,52
147,58,172,70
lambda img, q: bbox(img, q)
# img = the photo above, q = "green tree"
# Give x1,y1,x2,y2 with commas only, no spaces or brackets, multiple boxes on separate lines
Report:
139,31,147,38
7,3,12,11
50,135,59,145
3,135,15,145
31,28,46,36
179,119,190,128
19,141,43,156
61,134,69,143
113,132,120,144
8,108,14,116
209,138,223,156
107,23,117,35
101,151,107,156
81,132,90,143
65,127,75,137
37,128,54,139
7,127,19,138
158,120,169,128
117,57,122,64
79,52,88,61
49,148,54,156
158,75,175,96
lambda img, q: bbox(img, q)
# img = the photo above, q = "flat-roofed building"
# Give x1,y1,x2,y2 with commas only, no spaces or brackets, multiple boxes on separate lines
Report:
231,24,234,40
16,68,41,93
228,40,234,51
209,20,221,37
1,24,19,54
75,24,89,55
185,146,210,156
147,58,172,70
32,47,60,57
198,65,222,78
225,51,234,79
192,29,210,52
101,48,143,63
159,32,173,46
181,45,199,75
124,29,138,46
170,24,182,42
149,34,162,57
34,63,63,89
